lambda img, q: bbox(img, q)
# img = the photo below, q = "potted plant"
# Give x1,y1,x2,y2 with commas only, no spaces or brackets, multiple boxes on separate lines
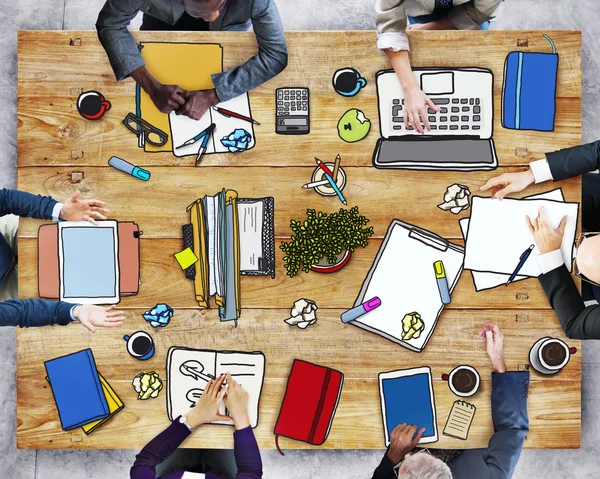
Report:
280,207,374,278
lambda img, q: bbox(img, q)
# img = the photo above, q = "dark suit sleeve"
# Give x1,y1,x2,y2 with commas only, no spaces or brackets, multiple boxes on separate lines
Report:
370,451,397,479
545,140,600,181
449,372,530,479
0,188,57,220
0,299,75,327
538,264,600,339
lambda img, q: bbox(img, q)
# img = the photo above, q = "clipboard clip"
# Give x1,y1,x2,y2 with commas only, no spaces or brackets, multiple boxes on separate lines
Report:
408,227,449,252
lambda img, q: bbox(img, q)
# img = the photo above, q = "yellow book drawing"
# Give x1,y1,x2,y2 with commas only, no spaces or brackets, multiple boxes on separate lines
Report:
138,42,224,153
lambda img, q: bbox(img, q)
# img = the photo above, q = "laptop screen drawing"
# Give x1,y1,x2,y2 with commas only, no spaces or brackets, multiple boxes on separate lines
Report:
58,221,120,304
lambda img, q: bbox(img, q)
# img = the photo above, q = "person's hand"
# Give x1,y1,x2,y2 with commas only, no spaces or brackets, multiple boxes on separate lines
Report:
386,423,425,464
176,89,219,120
407,17,453,31
406,23,430,31
526,206,567,254
59,191,110,225
223,372,250,430
479,322,507,373
480,170,535,200
187,375,232,428
149,82,186,114
404,86,439,134
73,304,126,333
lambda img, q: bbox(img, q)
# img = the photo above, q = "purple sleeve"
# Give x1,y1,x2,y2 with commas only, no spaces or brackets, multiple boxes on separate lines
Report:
130,417,191,479
233,427,263,478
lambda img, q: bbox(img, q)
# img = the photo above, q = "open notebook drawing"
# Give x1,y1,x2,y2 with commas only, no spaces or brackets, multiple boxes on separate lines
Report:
169,94,255,157
166,347,265,428
460,188,566,291
352,220,464,352
464,196,578,277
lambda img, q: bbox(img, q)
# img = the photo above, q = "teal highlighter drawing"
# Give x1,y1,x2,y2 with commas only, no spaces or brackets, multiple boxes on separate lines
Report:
108,156,150,181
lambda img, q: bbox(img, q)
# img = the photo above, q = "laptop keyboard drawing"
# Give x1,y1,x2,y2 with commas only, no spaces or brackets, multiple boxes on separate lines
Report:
373,68,498,171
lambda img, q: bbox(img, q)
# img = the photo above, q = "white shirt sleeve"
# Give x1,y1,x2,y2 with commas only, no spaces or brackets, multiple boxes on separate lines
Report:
52,202,63,222
530,158,554,184
538,249,564,274
377,31,410,52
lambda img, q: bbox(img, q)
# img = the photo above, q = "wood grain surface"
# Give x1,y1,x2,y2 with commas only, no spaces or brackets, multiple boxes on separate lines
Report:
17,30,582,450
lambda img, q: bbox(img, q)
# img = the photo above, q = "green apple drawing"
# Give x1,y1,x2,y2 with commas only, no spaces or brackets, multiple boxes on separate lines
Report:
337,108,371,143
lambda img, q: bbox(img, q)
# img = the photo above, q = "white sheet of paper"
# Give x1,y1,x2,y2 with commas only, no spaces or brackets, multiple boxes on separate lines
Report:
170,94,255,157
167,348,265,428
354,222,464,351
460,189,566,291
464,196,578,277
238,201,264,272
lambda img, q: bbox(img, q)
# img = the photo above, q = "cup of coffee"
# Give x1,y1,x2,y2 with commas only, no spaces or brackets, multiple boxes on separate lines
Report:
124,331,155,361
77,90,111,120
529,337,576,375
332,68,367,97
442,365,480,397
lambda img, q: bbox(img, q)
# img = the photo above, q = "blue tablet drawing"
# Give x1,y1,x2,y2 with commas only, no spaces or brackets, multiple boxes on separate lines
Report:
378,366,438,445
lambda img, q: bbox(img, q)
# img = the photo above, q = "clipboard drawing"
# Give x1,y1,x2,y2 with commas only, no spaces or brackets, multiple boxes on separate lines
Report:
350,220,464,352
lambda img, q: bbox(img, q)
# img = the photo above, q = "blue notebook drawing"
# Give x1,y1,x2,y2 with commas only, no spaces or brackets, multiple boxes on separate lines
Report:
502,34,559,132
378,367,438,445
45,349,110,430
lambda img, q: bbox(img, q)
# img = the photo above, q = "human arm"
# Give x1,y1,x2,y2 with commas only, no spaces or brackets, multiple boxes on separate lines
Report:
211,0,288,103
370,424,425,479
0,188,58,220
448,0,502,30
95,0,186,114
0,299,75,327
480,141,600,199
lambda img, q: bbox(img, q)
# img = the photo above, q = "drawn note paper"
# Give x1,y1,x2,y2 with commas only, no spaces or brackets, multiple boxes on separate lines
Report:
464,196,578,277
353,220,464,352
170,94,255,157
443,400,476,440
460,189,565,291
166,347,265,428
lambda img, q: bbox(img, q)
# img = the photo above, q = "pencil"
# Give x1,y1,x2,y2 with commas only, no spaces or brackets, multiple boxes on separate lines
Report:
323,172,347,205
315,158,335,177
302,179,329,189
332,154,341,182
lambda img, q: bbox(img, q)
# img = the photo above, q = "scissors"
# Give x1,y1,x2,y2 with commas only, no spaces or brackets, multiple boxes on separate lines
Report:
176,123,216,166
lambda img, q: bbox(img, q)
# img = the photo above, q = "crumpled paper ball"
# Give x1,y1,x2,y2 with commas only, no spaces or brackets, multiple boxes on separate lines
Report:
438,184,471,214
284,298,318,329
401,312,425,340
143,303,173,328
220,128,252,152
132,371,163,400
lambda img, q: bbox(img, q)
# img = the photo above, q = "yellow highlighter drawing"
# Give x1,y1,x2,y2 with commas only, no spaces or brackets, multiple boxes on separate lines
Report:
434,260,451,305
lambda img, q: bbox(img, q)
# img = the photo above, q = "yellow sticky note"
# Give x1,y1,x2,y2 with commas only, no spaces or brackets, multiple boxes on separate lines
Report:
175,247,199,270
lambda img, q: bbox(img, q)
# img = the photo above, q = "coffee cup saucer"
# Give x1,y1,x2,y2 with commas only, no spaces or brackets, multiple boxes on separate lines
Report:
529,337,557,375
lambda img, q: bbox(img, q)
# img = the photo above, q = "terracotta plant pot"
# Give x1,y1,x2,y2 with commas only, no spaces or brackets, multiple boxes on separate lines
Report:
311,249,352,274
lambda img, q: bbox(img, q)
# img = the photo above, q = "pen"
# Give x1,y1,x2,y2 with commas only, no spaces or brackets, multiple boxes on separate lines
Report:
506,244,535,286
323,172,347,205
177,123,216,149
302,179,329,189
195,132,212,166
433,260,451,304
315,158,335,177
108,156,150,181
341,297,381,323
212,106,260,125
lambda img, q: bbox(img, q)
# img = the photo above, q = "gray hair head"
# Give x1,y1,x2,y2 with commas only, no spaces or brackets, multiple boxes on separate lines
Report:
398,452,453,478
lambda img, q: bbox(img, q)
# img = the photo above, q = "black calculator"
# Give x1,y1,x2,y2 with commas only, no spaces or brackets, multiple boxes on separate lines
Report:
275,87,310,135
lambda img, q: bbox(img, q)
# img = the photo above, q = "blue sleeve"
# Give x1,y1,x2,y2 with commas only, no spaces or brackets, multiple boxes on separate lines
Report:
96,0,145,81
212,0,288,102
233,426,263,478
449,371,530,479
0,299,75,327
0,189,57,220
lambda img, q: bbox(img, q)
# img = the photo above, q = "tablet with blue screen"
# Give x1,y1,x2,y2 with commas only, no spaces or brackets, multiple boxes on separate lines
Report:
378,366,438,445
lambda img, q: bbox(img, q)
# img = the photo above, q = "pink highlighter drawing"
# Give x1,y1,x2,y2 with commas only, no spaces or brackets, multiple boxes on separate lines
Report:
341,297,382,323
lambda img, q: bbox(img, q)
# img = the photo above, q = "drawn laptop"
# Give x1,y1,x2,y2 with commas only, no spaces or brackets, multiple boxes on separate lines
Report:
373,67,498,171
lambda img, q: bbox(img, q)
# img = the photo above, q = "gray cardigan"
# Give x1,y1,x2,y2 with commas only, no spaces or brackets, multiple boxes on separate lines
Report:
96,0,288,102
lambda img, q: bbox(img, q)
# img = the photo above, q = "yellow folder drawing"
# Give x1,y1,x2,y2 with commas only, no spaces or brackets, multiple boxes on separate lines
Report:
138,42,224,153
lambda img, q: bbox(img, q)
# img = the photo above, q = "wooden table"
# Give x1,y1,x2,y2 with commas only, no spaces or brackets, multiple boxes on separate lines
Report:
17,30,582,450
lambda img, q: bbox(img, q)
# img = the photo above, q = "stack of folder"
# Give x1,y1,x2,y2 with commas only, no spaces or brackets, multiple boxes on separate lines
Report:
45,349,123,434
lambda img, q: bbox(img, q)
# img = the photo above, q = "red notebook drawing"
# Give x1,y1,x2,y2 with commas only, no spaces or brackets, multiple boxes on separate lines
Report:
274,359,344,454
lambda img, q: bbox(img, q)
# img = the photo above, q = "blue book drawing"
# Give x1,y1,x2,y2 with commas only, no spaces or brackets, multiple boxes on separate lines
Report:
378,367,438,445
502,34,559,132
45,349,110,430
